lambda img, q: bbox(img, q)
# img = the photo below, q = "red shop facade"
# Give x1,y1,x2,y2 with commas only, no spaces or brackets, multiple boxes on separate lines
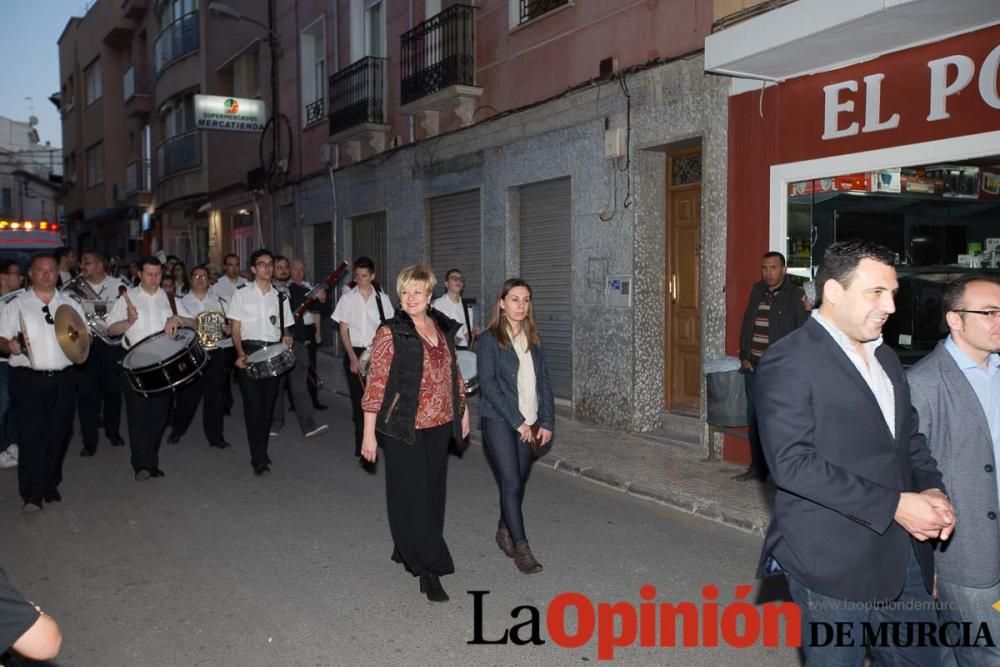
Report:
722,23,1000,464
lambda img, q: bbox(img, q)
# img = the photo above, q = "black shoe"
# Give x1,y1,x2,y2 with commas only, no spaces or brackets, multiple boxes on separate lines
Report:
313,403,328,411
253,464,271,477
135,469,152,481
108,434,125,447
44,491,62,503
80,447,97,457
210,441,232,449
419,573,449,603
359,458,376,475
167,432,182,445
150,467,165,478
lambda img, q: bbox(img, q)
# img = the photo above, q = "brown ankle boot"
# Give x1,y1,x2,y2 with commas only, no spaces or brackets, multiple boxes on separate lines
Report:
495,527,516,558
513,541,543,574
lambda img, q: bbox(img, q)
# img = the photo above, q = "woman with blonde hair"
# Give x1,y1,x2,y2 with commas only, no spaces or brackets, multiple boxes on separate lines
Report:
476,278,554,574
360,265,470,602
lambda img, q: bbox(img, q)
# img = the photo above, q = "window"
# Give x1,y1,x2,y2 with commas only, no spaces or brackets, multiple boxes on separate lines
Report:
161,0,196,27
161,93,196,138
301,17,326,126
86,143,104,188
62,76,76,115
510,0,570,27
1,188,11,216
350,0,385,61
84,59,102,106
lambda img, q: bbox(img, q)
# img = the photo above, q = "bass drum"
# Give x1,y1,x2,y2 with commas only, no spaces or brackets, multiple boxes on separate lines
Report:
121,328,208,397
456,349,478,395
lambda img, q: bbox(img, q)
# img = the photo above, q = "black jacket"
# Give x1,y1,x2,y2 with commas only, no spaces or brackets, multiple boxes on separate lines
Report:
287,281,331,342
738,277,808,363
374,308,464,445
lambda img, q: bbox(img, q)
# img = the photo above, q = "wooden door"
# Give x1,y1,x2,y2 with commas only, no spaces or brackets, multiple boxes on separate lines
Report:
665,148,702,414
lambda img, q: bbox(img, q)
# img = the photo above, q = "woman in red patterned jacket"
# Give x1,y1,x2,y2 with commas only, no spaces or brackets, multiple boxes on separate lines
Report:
360,265,470,603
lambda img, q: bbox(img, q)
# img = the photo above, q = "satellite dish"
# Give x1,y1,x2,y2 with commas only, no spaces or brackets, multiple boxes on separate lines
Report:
28,116,38,127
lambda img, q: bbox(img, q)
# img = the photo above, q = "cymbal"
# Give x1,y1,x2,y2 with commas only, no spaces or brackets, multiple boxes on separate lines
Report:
55,304,91,364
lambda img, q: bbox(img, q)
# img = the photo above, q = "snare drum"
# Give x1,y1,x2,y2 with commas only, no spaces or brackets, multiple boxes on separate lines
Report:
121,328,208,396
245,343,296,380
456,349,478,395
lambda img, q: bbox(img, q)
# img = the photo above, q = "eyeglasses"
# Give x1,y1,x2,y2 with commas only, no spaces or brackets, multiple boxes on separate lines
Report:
955,309,1000,321
255,261,274,268
42,304,53,325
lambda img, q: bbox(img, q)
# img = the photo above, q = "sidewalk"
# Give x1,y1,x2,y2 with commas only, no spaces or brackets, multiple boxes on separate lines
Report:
316,351,774,536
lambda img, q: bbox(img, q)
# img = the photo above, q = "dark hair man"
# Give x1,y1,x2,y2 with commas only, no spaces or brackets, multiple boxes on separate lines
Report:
907,273,1000,665
733,251,807,482
756,239,954,665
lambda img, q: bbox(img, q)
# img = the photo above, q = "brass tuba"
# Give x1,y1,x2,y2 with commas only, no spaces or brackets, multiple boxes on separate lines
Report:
195,310,227,349
60,274,114,344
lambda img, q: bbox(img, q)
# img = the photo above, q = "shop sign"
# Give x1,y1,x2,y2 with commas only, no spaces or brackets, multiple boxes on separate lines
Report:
822,44,1000,141
194,95,266,133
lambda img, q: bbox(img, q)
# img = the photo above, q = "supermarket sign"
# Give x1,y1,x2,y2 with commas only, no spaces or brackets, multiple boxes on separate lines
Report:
194,95,266,133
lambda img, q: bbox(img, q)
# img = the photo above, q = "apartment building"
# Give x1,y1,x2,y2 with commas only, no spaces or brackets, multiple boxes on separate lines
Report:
275,0,728,446
0,115,61,223
57,0,276,266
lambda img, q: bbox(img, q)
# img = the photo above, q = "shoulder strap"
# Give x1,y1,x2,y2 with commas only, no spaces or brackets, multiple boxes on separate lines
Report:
374,287,387,324
277,290,286,333
461,299,473,338
167,292,178,316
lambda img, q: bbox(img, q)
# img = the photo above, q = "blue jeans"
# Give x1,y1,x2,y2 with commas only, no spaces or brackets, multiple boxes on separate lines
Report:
937,578,1000,667
786,546,942,666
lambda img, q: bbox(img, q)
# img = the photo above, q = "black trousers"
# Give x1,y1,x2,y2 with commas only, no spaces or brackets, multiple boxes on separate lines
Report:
307,339,320,404
76,339,124,450
272,342,319,435
11,367,76,503
481,417,535,544
744,367,769,481
223,347,236,412
236,341,281,468
123,383,171,472
381,423,455,577
170,349,226,446
343,346,366,455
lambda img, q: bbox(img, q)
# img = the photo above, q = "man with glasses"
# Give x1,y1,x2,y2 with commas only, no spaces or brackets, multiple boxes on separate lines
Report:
75,250,130,457
0,260,24,470
0,254,86,511
908,274,1000,665
432,269,479,349
229,249,294,476
107,257,195,481
211,253,247,415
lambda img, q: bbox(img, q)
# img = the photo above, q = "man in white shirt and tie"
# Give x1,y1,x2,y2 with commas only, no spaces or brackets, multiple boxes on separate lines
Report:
108,257,195,481
0,254,87,511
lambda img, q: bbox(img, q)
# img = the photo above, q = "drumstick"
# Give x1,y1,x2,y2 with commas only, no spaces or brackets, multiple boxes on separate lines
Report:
119,285,138,320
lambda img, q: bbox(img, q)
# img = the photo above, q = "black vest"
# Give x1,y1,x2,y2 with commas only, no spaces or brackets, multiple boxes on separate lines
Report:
375,308,463,445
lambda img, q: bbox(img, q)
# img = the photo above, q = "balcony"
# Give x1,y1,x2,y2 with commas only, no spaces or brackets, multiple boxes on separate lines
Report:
156,130,201,181
154,11,199,74
305,98,325,127
518,0,569,25
123,63,152,117
122,0,149,20
123,159,152,205
327,56,389,161
400,4,481,136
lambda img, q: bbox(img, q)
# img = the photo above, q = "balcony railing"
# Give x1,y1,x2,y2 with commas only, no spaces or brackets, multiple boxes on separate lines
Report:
518,0,569,24
124,159,152,196
154,11,199,74
328,56,387,137
123,63,151,101
401,4,475,106
305,98,325,126
156,130,201,180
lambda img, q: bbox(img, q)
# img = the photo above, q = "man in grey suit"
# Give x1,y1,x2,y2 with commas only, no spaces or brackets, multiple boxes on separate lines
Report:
908,274,1000,666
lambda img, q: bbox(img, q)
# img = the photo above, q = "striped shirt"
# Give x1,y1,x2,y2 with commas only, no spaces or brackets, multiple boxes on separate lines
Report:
749,288,779,361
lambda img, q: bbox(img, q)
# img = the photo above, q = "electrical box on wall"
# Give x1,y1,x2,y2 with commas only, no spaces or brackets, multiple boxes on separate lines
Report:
604,128,624,160
606,276,632,307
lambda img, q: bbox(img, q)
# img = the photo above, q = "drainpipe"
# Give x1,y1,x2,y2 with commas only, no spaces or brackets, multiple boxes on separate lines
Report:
408,0,415,143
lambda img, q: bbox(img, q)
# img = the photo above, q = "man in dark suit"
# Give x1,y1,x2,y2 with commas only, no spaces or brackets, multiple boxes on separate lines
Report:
756,239,955,665
733,251,808,481
908,274,1000,666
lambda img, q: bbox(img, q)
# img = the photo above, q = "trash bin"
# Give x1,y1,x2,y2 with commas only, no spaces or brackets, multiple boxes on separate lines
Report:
704,356,747,428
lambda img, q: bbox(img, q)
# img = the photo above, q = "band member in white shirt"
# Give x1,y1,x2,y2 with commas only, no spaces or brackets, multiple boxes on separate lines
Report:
331,256,394,472
211,253,247,415
229,249,294,476
0,259,24,470
0,254,87,511
168,265,231,449
431,269,480,349
107,257,195,481
75,250,129,457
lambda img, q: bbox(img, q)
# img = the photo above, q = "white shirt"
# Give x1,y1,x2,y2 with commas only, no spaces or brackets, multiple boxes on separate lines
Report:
59,270,73,286
331,287,394,348
432,294,473,347
0,289,25,365
211,275,248,303
181,291,233,349
108,286,191,350
77,275,130,343
812,311,896,438
228,282,294,343
0,288,86,371
513,332,538,426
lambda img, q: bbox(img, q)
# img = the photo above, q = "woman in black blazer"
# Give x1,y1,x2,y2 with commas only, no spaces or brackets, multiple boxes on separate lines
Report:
477,278,555,574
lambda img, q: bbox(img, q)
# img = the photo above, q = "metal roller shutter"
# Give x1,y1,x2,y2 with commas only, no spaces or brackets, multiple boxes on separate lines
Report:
312,222,335,347
351,211,388,284
519,178,572,400
429,189,481,303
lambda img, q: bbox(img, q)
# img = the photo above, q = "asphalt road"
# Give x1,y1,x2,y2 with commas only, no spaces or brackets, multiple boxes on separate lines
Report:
0,386,800,666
